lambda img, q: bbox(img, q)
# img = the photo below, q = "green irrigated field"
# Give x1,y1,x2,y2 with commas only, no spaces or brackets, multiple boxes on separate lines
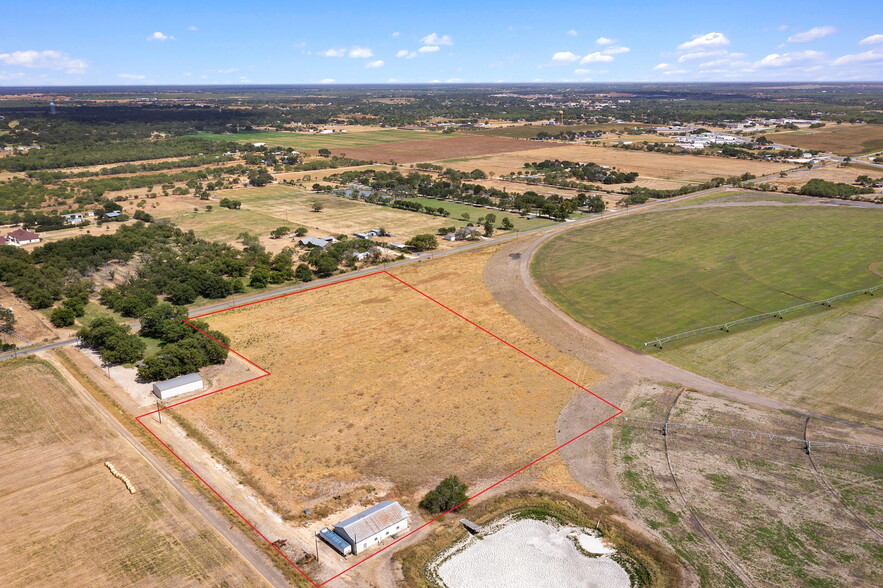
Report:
400,197,564,231
532,206,883,349
196,129,452,150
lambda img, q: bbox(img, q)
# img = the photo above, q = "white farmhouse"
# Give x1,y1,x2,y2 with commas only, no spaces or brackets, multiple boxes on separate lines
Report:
152,372,204,400
332,501,409,555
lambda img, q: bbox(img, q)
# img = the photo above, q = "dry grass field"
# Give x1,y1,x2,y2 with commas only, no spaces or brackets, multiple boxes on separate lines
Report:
434,145,790,185
615,387,882,587
658,294,883,426
325,136,551,164
769,124,883,155
175,248,612,521
0,358,265,588
159,184,456,249
770,165,874,191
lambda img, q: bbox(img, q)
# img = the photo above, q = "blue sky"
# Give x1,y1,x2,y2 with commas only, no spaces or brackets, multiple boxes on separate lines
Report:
1,0,881,85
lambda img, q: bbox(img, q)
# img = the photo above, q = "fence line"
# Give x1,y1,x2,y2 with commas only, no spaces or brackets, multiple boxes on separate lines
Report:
623,417,883,455
643,284,882,348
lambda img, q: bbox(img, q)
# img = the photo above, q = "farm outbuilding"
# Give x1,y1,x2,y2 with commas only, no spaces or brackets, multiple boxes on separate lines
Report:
152,372,204,400
331,501,409,555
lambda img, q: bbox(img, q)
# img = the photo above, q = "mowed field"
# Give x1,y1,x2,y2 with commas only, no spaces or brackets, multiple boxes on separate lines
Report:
197,129,452,150
0,358,265,588
324,136,552,164
769,124,883,155
399,197,561,231
435,144,790,186
156,184,455,246
533,206,883,423
468,123,654,139
175,249,612,521
533,206,883,348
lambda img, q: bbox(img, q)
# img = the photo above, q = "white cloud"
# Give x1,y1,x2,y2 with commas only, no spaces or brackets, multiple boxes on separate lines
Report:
118,73,146,79
653,63,673,71
566,30,578,36
859,34,883,46
787,26,836,44
188,26,198,31
365,59,384,69
418,45,440,53
387,77,400,82
421,33,453,46
595,37,615,45
602,46,630,55
753,50,826,68
581,52,614,64
428,79,441,83
678,32,730,51
320,48,346,57
833,49,883,65
396,49,417,59
663,69,689,75
0,50,87,73
147,31,173,41
679,49,728,62
391,32,400,37
446,77,463,83
777,25,789,32
574,68,592,74
319,78,335,84
551,51,580,63
348,46,373,58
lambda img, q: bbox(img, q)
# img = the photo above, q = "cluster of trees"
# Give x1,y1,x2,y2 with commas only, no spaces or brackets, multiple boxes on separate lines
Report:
49,282,90,327
798,179,875,199
26,154,237,182
405,234,438,251
77,317,146,365
302,238,379,275
420,475,468,514
0,209,75,232
0,178,71,211
621,174,756,204
0,136,242,172
391,200,451,216
135,303,230,382
68,165,246,198
219,198,242,209
526,159,638,185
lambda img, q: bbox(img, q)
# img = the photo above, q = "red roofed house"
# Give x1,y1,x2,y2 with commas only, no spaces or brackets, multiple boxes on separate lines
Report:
0,236,9,246
5,229,41,246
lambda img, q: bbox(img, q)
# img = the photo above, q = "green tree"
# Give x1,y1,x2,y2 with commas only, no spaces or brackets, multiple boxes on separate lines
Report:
405,234,438,251
295,263,314,282
271,226,291,239
318,148,331,158
501,217,514,230
101,333,146,364
139,303,188,339
50,306,76,327
0,307,15,334
249,266,271,288
311,252,339,277
247,167,274,187
483,221,494,237
295,226,308,237
167,282,198,306
312,201,324,212
420,475,468,514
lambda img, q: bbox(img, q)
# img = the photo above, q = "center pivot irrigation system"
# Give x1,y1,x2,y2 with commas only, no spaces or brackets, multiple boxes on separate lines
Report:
134,270,622,587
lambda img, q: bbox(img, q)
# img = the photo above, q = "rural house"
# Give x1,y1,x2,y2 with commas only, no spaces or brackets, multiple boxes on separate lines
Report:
152,372,204,400
327,501,409,555
299,236,335,248
4,229,41,246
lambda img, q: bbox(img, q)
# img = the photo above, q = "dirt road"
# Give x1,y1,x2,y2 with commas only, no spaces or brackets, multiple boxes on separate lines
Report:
42,351,292,588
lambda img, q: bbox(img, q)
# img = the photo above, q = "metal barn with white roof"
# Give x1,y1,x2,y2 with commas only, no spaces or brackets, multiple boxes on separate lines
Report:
152,372,204,400
331,501,409,555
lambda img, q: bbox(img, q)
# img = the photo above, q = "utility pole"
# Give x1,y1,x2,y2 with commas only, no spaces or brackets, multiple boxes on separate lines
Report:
315,535,319,562
156,400,163,424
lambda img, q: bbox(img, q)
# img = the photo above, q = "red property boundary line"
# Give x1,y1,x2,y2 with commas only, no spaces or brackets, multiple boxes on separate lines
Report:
135,270,622,587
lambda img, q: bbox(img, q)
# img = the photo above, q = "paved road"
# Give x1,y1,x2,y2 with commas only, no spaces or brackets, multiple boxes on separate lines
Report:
42,352,291,588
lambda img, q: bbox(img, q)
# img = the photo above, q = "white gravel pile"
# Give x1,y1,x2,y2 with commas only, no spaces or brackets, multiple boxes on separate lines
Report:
434,518,630,588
